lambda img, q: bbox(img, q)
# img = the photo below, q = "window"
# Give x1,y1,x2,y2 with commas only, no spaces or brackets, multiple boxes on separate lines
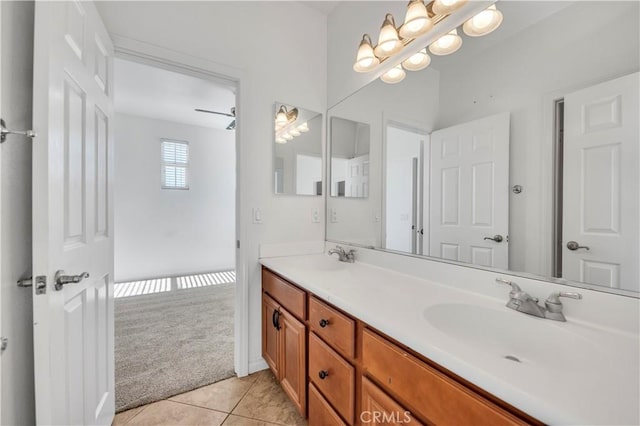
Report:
161,139,189,189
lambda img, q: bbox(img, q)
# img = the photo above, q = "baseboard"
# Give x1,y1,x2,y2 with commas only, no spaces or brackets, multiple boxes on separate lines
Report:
248,358,268,374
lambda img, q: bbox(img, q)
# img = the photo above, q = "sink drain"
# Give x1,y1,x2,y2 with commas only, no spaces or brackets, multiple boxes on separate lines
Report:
504,355,522,363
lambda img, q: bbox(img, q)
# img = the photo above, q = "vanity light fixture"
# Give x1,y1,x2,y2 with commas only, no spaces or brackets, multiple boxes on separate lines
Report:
275,105,299,128
381,64,407,84
463,5,503,37
432,0,468,15
402,48,431,71
353,34,380,72
352,1,504,84
274,105,308,144
399,0,433,39
429,28,462,55
374,14,403,58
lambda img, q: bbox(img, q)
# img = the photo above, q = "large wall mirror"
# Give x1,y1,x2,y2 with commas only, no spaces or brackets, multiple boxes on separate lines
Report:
326,1,640,296
273,102,323,196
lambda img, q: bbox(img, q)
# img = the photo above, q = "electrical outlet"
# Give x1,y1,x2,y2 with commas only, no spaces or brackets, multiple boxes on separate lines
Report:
330,208,338,223
312,208,320,223
252,208,263,224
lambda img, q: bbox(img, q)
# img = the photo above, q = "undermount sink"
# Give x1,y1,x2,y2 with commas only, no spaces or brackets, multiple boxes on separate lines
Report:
424,303,599,368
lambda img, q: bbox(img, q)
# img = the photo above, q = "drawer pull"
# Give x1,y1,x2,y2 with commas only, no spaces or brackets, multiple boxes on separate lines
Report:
318,370,329,380
319,318,330,328
272,309,281,330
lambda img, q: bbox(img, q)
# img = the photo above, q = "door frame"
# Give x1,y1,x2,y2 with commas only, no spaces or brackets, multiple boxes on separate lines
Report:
0,3,4,419
110,35,249,376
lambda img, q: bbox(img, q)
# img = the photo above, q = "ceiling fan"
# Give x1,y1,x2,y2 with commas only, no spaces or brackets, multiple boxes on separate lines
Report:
195,106,236,130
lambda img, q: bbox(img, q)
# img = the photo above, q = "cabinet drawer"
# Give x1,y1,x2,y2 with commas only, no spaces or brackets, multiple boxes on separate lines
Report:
361,377,423,426
309,383,346,426
262,268,306,320
309,332,355,425
309,297,355,359
362,329,526,426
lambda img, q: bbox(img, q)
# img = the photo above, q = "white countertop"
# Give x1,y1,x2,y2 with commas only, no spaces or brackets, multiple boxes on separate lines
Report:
260,253,640,425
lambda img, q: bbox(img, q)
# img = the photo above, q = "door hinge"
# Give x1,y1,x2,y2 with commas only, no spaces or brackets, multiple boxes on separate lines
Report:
1,337,7,352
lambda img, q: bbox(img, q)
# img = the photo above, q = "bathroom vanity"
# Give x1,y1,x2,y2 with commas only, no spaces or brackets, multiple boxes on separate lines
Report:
260,252,639,426
261,265,539,425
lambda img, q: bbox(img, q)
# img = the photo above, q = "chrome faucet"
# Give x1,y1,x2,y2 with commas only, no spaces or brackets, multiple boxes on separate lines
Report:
328,245,356,263
496,278,582,322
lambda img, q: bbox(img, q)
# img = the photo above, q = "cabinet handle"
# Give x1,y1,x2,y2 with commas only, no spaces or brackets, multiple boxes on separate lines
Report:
318,370,329,380
319,319,330,328
272,309,281,330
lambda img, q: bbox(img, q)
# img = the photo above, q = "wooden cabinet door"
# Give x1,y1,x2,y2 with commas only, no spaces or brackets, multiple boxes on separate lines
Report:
361,377,422,426
262,294,280,378
279,308,307,416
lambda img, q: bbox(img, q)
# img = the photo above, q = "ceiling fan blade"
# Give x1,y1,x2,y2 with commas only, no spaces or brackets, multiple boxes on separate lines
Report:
195,108,234,117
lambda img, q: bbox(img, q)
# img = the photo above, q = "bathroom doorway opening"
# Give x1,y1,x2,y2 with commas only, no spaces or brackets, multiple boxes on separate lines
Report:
111,57,237,412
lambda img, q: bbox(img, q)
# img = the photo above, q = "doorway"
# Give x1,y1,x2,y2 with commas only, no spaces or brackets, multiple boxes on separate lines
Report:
112,57,237,411
384,124,427,255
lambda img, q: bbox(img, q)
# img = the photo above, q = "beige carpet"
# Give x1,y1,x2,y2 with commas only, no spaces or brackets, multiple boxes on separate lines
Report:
115,282,235,412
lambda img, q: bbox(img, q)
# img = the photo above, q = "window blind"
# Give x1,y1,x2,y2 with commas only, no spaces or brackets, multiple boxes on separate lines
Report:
161,140,189,189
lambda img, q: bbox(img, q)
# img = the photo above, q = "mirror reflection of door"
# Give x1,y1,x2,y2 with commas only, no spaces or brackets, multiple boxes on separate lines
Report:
330,117,371,198
559,72,639,291
430,113,510,269
384,125,427,254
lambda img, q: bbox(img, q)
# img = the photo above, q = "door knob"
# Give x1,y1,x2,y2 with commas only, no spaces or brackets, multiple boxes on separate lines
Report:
566,241,590,251
483,234,504,243
54,270,89,291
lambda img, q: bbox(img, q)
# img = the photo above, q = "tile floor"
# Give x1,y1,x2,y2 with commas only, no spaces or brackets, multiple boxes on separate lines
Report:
113,369,307,426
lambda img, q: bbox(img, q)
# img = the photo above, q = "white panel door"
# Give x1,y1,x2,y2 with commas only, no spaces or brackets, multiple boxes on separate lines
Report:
430,113,510,269
32,2,115,425
346,154,369,197
563,72,639,292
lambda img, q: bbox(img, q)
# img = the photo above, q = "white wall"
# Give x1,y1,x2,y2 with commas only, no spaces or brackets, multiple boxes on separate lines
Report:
0,1,36,424
114,113,235,281
436,1,640,276
96,1,327,372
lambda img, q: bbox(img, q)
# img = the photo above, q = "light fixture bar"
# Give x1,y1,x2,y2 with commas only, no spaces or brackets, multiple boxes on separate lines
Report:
363,0,496,79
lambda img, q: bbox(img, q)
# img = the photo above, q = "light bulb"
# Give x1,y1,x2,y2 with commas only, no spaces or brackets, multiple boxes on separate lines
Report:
282,133,293,141
463,5,503,37
289,128,301,137
380,65,406,84
297,122,309,132
432,0,467,15
399,0,433,39
374,14,403,58
275,106,288,127
275,137,287,144
429,28,462,55
353,34,380,72
402,48,431,71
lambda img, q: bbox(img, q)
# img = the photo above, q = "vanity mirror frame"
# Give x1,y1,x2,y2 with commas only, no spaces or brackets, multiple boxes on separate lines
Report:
272,101,324,197
324,1,640,299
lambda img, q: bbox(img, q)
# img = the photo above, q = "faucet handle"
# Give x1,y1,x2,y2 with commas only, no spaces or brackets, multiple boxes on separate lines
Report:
546,291,583,305
496,277,522,295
